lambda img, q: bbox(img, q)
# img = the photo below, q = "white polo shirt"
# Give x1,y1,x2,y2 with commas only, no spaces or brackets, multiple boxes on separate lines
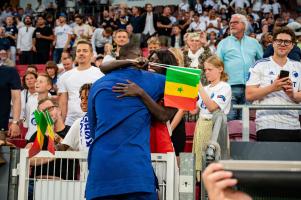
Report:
246,57,301,131
198,81,232,119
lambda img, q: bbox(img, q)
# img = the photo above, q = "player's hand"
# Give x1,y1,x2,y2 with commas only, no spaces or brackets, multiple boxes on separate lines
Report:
112,80,144,98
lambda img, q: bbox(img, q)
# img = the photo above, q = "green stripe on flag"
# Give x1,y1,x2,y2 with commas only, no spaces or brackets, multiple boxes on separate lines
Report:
166,66,201,86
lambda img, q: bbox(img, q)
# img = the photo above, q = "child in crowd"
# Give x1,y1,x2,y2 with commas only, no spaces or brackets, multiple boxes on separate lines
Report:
24,74,52,140
192,55,232,181
21,72,37,128
45,61,59,95
56,83,93,152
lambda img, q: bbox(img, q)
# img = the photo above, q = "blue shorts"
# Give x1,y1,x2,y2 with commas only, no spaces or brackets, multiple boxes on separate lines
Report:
92,192,158,200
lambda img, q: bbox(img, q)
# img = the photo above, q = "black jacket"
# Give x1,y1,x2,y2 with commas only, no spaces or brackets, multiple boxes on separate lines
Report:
140,12,158,33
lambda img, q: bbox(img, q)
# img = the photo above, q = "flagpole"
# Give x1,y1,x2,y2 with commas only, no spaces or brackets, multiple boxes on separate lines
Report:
126,59,201,76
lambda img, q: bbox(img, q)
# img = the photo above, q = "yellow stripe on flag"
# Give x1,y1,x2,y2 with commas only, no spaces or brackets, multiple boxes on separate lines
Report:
165,81,199,98
36,127,44,149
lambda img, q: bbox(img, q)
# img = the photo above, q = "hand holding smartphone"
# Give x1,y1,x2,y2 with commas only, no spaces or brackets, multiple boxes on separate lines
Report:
279,70,289,79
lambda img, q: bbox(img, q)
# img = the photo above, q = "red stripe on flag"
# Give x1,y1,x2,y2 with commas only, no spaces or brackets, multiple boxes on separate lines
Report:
164,94,197,111
47,136,55,155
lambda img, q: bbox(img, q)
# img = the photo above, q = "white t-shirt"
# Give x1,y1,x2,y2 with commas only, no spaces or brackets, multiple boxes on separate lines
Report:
58,66,104,126
179,2,190,12
272,2,281,15
54,24,73,48
252,0,262,12
23,93,38,140
73,24,93,47
261,3,272,13
198,81,232,119
62,113,92,152
246,57,301,131
188,21,207,32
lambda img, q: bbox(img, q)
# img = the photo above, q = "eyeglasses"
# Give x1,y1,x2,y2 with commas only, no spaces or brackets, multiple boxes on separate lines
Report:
40,105,57,112
274,39,292,46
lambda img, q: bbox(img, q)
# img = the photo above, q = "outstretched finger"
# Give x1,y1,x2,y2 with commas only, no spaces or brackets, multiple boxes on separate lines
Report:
126,80,133,84
202,163,224,177
112,86,126,90
215,178,238,190
115,83,128,87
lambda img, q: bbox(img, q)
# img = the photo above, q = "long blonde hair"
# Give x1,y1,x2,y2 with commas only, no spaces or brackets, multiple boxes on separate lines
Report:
168,47,184,67
205,55,228,82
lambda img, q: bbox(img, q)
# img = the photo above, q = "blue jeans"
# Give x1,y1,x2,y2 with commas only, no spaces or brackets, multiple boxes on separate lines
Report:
53,48,64,64
228,84,246,121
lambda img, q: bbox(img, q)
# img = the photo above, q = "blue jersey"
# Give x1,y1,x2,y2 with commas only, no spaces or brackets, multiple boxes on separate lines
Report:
86,67,165,199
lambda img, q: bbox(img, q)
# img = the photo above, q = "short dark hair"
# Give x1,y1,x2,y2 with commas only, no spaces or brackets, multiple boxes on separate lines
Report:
38,97,58,107
119,43,141,59
114,29,129,38
79,83,92,97
104,27,113,35
77,40,93,52
27,64,38,72
273,27,296,44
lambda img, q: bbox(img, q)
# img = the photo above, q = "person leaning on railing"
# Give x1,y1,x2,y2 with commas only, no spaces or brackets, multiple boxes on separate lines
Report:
192,55,232,182
246,27,301,142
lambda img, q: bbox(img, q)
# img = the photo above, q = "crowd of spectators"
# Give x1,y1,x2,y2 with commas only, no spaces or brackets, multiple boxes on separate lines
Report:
0,0,301,198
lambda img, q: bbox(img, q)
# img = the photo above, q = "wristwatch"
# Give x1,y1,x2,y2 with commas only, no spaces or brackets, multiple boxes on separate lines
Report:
12,120,19,125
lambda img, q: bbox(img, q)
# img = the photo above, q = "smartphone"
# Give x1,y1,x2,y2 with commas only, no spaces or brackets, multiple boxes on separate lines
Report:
279,70,289,79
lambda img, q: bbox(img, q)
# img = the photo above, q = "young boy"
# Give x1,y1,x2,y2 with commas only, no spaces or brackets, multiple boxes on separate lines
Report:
57,83,93,152
24,74,52,140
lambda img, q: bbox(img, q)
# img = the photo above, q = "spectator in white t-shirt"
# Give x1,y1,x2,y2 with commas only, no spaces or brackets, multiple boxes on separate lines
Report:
58,41,104,128
246,27,301,142
272,0,281,16
192,55,232,181
187,13,206,32
58,83,93,152
24,74,52,140
179,0,190,12
230,0,250,10
72,15,93,56
53,13,72,64
261,0,272,15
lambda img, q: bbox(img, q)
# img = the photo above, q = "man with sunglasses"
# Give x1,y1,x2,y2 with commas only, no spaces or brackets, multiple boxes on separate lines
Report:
246,27,301,142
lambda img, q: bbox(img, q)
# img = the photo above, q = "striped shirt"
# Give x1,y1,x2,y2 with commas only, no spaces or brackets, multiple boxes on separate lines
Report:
246,57,301,131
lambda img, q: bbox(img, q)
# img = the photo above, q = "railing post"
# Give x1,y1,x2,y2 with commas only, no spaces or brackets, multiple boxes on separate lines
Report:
242,105,250,141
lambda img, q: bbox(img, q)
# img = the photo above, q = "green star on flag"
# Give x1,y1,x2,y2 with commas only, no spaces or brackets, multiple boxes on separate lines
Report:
177,87,183,93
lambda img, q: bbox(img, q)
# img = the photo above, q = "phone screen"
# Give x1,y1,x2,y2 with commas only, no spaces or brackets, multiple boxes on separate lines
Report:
279,70,289,79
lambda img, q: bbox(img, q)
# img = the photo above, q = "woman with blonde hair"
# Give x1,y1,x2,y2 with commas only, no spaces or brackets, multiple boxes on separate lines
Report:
192,55,232,182
183,32,212,84
168,47,184,67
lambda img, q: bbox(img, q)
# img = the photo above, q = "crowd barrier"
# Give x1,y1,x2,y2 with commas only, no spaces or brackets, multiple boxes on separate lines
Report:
233,104,301,141
16,150,179,200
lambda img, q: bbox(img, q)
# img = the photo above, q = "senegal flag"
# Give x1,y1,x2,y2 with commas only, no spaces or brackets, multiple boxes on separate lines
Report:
28,110,47,158
28,110,56,158
164,66,201,111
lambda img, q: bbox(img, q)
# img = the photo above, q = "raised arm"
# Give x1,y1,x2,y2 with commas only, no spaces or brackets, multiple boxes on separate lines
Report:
100,58,147,74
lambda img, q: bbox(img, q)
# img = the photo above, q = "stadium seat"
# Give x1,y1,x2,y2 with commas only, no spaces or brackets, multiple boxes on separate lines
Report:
228,120,257,141
184,121,196,152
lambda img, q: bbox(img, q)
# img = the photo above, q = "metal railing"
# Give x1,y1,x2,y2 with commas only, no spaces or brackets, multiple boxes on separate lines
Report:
201,111,229,200
17,150,179,200
233,104,301,141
